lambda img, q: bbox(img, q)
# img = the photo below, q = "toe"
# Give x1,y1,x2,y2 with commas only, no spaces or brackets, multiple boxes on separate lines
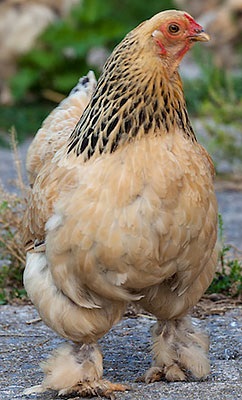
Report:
59,380,130,399
136,366,164,384
164,364,186,381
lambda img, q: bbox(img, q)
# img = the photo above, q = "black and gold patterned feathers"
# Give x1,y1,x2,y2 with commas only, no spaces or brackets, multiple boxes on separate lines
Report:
68,28,196,161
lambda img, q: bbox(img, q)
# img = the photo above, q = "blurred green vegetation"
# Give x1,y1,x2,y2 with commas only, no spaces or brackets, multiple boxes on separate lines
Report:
0,102,53,147
0,0,174,145
184,52,242,169
10,0,174,99
184,48,242,117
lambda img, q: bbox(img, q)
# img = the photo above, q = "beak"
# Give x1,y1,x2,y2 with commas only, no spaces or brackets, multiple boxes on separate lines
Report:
189,30,210,42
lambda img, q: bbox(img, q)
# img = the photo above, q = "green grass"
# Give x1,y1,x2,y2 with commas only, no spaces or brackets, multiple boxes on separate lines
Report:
0,264,27,305
207,214,242,297
0,102,54,146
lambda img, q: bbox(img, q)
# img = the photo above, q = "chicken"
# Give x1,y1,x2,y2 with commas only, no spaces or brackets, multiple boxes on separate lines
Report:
22,10,218,399
26,70,97,186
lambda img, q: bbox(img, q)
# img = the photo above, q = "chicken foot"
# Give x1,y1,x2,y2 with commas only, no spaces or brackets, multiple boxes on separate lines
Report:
138,316,210,383
59,380,130,399
56,343,130,399
24,342,129,399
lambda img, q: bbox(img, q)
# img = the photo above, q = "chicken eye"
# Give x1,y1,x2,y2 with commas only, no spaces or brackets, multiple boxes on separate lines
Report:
168,24,180,34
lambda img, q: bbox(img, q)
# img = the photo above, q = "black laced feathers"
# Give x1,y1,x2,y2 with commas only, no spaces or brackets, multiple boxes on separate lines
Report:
67,31,196,161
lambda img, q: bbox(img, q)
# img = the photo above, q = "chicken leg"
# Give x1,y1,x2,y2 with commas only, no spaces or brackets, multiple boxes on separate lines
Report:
23,252,129,398
24,342,129,398
139,317,210,383
137,248,217,383
43,343,129,398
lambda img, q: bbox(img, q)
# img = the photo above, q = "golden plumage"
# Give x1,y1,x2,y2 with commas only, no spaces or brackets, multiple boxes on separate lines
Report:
23,10,218,398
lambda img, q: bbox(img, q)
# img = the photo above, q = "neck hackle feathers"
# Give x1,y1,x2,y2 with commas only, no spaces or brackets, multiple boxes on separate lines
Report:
67,10,209,161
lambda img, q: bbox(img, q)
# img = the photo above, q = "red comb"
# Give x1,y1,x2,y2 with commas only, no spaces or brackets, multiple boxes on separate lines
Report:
184,13,203,31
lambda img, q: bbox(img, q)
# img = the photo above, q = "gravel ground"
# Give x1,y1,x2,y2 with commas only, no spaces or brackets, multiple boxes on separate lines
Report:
216,190,242,249
0,306,241,400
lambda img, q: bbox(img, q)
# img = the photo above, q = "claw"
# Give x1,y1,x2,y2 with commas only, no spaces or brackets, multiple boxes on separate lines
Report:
98,381,131,399
136,366,164,384
59,380,131,399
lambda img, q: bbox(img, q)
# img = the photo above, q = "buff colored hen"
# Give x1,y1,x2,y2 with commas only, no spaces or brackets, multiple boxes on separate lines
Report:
23,10,218,399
